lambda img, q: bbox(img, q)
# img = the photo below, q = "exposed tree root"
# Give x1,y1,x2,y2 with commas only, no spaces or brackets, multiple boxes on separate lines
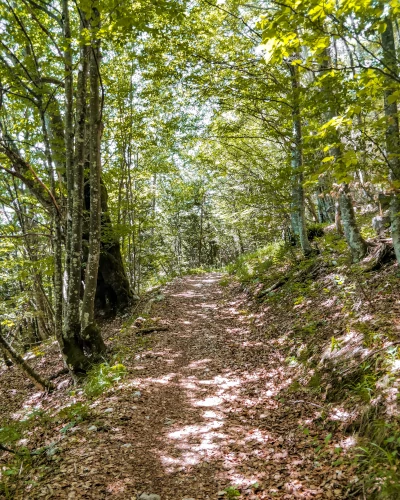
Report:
362,239,395,272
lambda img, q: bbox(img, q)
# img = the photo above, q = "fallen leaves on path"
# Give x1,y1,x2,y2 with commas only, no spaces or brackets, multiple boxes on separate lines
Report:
1,274,360,499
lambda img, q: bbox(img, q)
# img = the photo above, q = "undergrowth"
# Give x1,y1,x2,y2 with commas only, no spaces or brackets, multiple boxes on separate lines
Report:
84,362,127,397
225,242,289,283
225,227,400,499
0,401,92,496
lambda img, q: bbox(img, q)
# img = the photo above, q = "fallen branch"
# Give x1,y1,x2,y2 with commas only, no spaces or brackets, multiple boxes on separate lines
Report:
0,443,17,454
135,326,169,336
287,399,325,409
257,261,327,299
0,329,54,392
0,442,52,456
257,277,288,298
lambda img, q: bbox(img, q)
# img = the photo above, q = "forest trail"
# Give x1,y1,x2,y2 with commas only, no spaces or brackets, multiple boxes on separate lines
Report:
32,273,352,499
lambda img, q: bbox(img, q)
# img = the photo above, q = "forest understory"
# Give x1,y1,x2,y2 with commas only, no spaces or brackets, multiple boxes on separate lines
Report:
3,0,400,498
1,239,399,499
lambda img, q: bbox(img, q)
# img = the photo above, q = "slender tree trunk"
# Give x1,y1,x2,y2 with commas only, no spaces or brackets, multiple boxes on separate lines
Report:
338,184,368,261
317,177,334,223
306,195,319,222
321,45,367,259
10,184,54,339
33,277,52,340
0,328,53,391
382,17,400,263
39,111,65,359
199,194,204,266
65,34,89,347
56,0,89,373
335,200,343,235
81,6,106,355
63,0,74,304
289,60,312,256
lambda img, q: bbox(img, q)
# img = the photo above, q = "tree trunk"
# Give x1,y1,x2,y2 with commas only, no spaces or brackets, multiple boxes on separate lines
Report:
335,200,343,235
382,17,400,264
81,6,106,355
60,0,90,373
98,181,136,313
63,0,75,307
1,346,13,368
65,16,88,349
317,178,334,223
321,45,367,257
33,276,53,340
39,111,70,364
339,183,368,261
289,60,312,256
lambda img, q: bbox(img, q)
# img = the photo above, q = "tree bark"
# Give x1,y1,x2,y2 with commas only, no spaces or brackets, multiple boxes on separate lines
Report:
0,329,53,391
81,5,106,355
1,346,13,367
339,183,368,261
58,0,90,373
65,14,89,348
382,17,400,264
320,45,367,258
63,0,75,306
95,181,136,314
289,60,312,256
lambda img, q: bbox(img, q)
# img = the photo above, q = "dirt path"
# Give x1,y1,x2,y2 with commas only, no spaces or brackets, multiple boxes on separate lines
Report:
30,274,352,499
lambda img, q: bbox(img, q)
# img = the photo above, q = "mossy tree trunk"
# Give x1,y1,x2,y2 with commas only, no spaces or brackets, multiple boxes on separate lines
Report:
320,45,367,259
382,17,400,264
80,4,106,355
338,183,368,262
289,59,313,257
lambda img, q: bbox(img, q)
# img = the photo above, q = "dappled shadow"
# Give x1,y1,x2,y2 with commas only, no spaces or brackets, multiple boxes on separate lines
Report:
1,273,358,499
75,274,353,499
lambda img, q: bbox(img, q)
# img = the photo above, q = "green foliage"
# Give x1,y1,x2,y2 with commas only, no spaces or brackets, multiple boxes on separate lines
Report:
57,403,90,423
224,486,241,499
219,275,231,287
307,373,322,390
307,223,325,240
358,421,400,499
0,406,52,448
226,243,287,283
0,424,22,446
330,336,342,352
349,370,377,403
84,363,127,398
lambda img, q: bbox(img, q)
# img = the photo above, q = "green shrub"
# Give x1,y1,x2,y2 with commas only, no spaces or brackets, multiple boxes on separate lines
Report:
357,421,400,499
226,242,287,283
84,363,127,397
219,275,231,287
307,222,325,240
225,486,241,499
58,402,89,423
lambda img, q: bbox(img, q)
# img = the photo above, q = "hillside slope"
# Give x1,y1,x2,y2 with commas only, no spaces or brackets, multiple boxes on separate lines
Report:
2,269,392,498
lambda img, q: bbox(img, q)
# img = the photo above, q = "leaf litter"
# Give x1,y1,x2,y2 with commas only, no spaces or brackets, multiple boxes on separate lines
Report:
0,273,362,499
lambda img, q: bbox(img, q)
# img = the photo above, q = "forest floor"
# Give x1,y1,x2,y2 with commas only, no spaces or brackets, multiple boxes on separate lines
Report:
1,272,364,499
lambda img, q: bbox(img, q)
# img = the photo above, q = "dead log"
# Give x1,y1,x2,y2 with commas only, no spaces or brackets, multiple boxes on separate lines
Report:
362,239,395,272
257,278,289,298
0,331,54,392
135,326,169,336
